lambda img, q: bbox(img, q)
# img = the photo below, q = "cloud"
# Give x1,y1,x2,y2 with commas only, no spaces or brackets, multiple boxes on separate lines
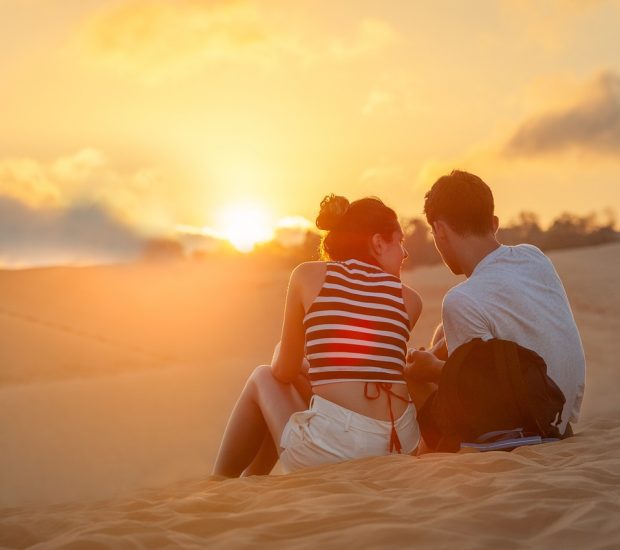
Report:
0,158,61,207
51,148,107,182
84,0,280,78
499,0,614,53
360,164,407,185
82,1,397,80
329,18,397,61
0,148,174,231
0,196,144,267
360,71,431,118
361,89,395,116
0,148,109,207
506,72,620,156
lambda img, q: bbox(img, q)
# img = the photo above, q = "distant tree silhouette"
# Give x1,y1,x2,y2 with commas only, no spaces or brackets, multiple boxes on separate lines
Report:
146,211,618,268
253,230,322,266
498,212,545,247
142,238,184,261
400,209,618,270
402,218,440,268
500,211,618,252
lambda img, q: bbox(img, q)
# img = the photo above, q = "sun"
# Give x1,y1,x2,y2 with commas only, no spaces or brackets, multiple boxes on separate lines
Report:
216,202,275,253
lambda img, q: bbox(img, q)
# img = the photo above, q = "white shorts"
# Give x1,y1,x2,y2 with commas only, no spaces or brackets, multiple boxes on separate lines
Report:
279,395,420,473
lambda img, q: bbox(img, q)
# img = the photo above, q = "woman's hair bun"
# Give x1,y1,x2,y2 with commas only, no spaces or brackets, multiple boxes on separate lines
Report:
316,194,350,231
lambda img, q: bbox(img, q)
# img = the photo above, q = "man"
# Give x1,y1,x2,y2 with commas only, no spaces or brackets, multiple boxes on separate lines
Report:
406,170,585,437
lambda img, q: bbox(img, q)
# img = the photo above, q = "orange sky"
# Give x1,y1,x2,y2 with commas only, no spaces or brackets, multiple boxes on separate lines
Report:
1,0,619,259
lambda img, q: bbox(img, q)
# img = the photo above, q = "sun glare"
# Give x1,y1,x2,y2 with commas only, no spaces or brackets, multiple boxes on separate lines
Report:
216,202,275,253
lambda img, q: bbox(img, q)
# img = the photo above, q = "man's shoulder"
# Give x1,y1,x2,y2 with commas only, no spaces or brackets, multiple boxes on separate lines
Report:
511,243,546,259
443,284,480,312
500,243,553,265
513,243,543,253
503,244,559,278
475,243,555,279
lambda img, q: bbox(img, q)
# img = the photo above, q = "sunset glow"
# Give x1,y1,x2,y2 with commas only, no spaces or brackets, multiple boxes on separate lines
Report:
1,1,619,266
216,202,275,253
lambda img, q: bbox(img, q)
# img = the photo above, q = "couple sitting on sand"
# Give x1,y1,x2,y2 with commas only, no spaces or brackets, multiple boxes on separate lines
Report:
213,170,586,476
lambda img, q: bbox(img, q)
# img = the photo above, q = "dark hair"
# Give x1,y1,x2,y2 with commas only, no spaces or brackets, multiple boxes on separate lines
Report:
424,170,495,235
316,194,400,263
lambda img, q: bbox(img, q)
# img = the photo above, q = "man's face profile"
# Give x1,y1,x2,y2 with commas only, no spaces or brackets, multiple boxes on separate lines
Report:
430,220,464,275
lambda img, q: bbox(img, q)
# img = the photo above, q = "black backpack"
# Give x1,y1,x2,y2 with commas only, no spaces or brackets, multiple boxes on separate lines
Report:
418,338,566,452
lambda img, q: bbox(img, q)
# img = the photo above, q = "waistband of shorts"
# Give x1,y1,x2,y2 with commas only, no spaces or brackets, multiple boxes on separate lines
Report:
309,394,416,434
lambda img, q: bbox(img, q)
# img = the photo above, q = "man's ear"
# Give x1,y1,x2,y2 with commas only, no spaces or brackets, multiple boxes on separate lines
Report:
434,220,449,241
492,215,499,234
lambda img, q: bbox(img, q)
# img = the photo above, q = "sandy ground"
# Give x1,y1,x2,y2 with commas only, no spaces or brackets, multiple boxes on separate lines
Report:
0,243,618,548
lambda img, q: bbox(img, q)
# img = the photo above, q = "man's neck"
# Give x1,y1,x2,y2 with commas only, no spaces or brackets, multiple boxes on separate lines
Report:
459,237,501,278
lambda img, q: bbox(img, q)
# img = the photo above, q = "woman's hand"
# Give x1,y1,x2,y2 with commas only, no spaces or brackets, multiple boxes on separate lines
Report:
404,348,445,384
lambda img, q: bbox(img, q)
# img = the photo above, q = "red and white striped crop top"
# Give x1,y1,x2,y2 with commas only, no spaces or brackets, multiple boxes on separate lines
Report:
303,259,411,387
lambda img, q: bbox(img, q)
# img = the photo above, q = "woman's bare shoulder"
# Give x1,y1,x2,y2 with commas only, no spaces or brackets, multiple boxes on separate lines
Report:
290,262,328,307
401,282,422,304
401,282,423,327
291,261,327,282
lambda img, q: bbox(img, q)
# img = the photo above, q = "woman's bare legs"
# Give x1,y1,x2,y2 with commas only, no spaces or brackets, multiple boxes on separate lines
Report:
242,434,279,476
213,365,307,477
241,372,313,476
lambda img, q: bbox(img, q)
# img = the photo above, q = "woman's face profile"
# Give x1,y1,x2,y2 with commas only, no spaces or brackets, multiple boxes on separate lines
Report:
375,228,408,277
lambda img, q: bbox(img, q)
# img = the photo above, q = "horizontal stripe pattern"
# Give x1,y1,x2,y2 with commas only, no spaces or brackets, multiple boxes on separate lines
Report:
306,324,408,343
306,337,406,354
327,270,402,290
307,351,405,364
304,310,410,337
304,259,411,386
311,378,407,386
322,282,404,304
313,296,409,319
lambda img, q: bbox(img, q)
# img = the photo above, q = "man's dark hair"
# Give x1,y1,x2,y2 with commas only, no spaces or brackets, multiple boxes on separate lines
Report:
423,170,495,235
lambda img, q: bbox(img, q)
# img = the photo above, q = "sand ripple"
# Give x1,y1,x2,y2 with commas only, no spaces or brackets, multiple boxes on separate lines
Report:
2,420,619,549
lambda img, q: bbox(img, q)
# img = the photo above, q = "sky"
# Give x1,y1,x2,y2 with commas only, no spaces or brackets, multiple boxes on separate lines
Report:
1,0,619,262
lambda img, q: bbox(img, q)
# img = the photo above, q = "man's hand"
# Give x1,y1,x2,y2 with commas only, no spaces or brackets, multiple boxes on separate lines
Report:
405,348,445,384
429,337,448,361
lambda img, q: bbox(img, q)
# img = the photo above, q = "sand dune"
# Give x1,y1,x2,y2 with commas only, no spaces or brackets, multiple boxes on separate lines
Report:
0,243,618,548
2,421,619,549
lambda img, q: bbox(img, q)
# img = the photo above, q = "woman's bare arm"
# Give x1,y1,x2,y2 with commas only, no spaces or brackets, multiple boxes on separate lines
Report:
401,283,423,331
271,265,308,383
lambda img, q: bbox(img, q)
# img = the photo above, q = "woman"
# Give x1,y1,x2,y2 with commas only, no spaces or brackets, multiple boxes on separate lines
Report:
213,194,423,477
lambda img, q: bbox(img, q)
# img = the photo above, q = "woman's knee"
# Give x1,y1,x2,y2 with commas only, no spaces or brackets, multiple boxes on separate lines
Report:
246,365,274,393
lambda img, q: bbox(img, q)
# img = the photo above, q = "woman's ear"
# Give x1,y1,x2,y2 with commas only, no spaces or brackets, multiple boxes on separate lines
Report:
370,233,384,256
